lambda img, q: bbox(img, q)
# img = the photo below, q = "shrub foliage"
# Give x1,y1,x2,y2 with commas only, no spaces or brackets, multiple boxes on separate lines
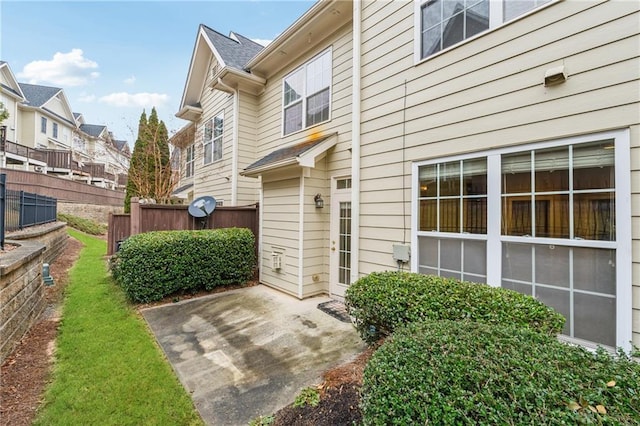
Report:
58,213,107,235
362,320,640,425
111,228,255,302
345,271,565,343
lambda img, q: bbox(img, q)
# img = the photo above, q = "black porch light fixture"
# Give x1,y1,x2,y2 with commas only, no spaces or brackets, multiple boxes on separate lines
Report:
314,193,324,209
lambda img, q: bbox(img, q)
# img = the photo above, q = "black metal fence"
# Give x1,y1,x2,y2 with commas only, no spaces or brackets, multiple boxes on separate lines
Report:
0,174,5,249
1,174,58,237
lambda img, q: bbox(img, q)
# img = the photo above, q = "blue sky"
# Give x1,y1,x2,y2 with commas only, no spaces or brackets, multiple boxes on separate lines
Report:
0,0,315,145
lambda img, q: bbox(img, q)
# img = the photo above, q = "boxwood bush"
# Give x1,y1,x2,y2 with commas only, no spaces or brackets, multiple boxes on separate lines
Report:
110,228,255,303
361,320,640,425
345,271,565,343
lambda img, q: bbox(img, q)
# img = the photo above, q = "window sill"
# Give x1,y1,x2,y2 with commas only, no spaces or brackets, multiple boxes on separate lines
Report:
282,118,332,139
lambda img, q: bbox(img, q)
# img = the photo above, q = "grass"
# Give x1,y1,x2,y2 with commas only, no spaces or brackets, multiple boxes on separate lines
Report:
34,229,203,426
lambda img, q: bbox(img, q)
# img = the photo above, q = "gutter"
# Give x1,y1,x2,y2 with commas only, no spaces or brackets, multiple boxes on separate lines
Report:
215,77,239,205
351,0,361,283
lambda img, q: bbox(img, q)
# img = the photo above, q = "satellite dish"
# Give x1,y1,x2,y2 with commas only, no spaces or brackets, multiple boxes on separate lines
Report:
188,196,216,228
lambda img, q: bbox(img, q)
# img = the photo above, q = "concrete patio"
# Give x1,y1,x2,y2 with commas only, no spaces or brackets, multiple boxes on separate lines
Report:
141,285,366,425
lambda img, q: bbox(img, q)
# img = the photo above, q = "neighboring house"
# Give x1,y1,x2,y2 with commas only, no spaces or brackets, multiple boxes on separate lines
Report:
175,25,265,207
177,0,639,351
0,61,130,189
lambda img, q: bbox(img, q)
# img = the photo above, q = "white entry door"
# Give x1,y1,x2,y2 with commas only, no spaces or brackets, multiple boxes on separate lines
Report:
329,181,352,298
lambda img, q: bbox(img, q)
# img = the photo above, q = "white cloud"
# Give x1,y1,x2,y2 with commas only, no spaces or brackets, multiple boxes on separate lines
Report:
78,94,96,102
251,38,272,46
18,49,99,87
124,75,136,85
98,92,169,108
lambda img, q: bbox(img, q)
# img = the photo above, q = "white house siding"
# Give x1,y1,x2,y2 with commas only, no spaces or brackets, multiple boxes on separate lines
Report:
254,22,354,298
359,0,640,346
236,90,260,205
0,93,20,145
193,58,235,203
17,110,36,148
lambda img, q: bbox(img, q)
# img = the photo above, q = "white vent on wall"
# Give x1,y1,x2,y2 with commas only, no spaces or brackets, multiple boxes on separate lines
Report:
34,166,44,173
271,251,283,271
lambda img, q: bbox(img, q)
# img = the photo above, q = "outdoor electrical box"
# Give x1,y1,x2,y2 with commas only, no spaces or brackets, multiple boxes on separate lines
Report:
392,244,410,263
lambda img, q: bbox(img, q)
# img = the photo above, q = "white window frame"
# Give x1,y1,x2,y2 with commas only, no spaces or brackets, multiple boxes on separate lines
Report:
185,144,195,178
411,129,632,350
41,117,47,134
203,112,223,165
52,122,58,139
282,47,332,136
413,0,556,63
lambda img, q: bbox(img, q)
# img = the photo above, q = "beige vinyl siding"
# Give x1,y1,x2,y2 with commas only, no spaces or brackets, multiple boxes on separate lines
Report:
236,90,260,205
359,0,640,343
192,57,234,202
255,22,354,298
261,177,301,296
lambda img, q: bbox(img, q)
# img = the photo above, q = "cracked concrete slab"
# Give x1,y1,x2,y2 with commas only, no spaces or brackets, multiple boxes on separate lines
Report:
141,285,366,426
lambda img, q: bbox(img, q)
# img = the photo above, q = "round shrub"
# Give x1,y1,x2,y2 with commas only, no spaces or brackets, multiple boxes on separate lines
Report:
345,271,565,343
362,320,640,425
110,228,255,302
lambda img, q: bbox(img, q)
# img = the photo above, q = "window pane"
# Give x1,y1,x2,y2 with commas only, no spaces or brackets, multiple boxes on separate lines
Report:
204,142,212,164
466,0,489,38
536,286,570,335
204,119,213,141
504,0,551,22
574,293,615,347
502,281,532,295
463,239,486,276
535,244,569,288
502,197,532,236
442,14,464,50
573,193,615,241
420,199,438,231
284,103,302,135
440,239,461,272
502,152,531,193
214,116,223,138
439,198,459,232
439,161,460,196
419,164,437,197
423,25,442,57
463,198,486,233
306,88,330,126
573,141,615,190
462,158,486,195
419,236,438,268
284,69,304,106
306,51,331,95
502,242,532,283
536,195,568,238
535,146,568,192
573,247,616,295
422,0,441,31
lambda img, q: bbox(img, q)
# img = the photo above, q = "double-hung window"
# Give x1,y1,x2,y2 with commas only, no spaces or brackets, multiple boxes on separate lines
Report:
185,144,195,178
52,123,58,139
203,113,223,164
41,117,47,134
413,130,631,349
283,48,331,136
417,0,552,60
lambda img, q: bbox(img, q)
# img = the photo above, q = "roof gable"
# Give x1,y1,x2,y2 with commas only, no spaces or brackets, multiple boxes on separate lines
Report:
0,62,26,101
80,123,107,138
18,82,61,108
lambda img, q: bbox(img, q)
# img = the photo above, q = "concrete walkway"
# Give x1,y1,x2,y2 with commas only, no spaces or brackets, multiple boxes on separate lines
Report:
141,285,366,426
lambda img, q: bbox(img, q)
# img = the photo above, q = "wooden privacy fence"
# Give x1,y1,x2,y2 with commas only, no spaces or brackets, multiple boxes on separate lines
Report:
107,197,259,256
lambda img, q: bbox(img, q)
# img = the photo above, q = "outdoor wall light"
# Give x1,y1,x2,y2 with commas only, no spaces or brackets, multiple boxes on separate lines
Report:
314,193,324,209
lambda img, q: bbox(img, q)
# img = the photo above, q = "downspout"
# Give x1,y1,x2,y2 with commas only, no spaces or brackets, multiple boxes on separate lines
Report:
351,0,361,283
216,77,239,205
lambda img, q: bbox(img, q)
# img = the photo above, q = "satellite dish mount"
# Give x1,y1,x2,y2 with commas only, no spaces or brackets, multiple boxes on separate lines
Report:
188,196,217,229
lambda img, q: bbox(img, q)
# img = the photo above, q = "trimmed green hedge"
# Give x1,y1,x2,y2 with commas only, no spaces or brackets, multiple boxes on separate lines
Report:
362,320,640,425
345,271,565,343
110,228,255,302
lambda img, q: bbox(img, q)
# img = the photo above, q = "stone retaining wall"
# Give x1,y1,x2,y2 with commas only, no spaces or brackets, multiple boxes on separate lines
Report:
58,202,124,225
7,222,68,265
0,240,46,363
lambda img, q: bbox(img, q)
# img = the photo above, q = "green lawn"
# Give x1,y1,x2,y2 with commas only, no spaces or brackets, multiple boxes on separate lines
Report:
34,229,203,426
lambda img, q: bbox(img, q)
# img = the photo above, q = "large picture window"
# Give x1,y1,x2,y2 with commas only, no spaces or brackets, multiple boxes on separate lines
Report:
203,113,223,164
283,49,331,135
413,131,631,349
417,0,552,60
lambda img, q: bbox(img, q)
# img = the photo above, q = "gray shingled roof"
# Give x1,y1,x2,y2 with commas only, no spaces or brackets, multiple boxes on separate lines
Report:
19,83,62,107
201,25,264,71
80,123,107,138
112,139,130,152
245,137,330,172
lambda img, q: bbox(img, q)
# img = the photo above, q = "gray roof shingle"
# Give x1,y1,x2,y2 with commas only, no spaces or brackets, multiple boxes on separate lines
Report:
201,25,264,71
80,123,107,138
245,137,330,172
19,83,62,107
